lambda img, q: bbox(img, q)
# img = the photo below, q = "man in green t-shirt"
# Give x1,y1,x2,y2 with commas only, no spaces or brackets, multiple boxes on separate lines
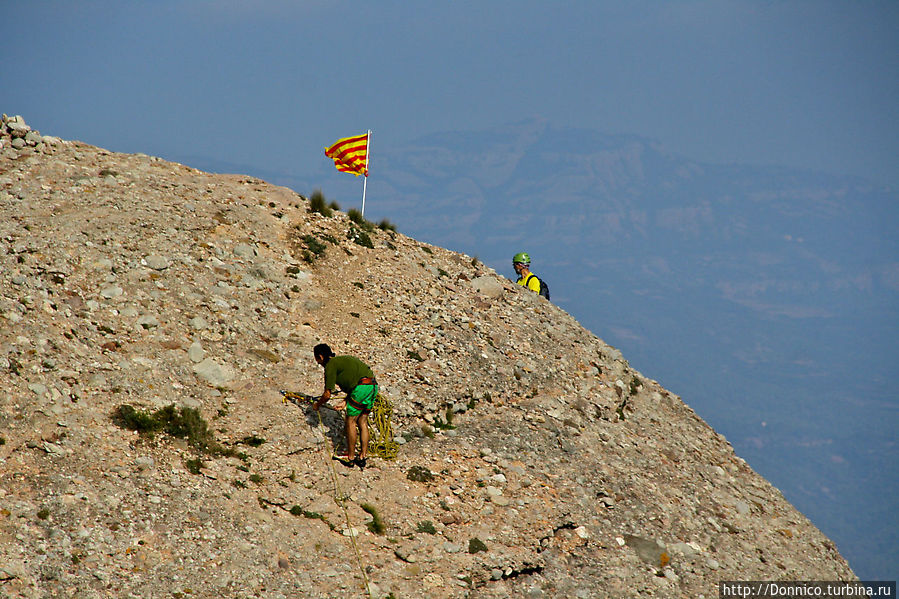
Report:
312,343,378,468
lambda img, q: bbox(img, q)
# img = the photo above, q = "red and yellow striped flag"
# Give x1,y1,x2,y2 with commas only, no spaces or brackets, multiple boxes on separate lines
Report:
324,132,369,177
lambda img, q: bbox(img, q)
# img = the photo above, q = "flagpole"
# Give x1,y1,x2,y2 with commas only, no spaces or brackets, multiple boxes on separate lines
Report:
361,130,371,218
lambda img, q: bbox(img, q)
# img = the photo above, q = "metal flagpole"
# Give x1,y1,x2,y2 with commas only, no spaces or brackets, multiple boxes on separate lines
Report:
361,130,371,218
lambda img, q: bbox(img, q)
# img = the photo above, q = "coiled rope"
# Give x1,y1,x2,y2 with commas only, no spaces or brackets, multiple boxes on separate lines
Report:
368,392,398,460
281,389,397,460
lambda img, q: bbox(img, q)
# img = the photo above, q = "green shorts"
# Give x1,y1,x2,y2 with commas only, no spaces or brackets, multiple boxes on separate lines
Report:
346,384,378,417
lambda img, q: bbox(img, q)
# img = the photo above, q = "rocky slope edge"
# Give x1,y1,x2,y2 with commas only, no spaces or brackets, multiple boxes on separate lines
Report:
0,116,855,598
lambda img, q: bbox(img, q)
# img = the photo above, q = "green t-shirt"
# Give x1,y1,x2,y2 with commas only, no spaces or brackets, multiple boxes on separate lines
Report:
324,355,374,394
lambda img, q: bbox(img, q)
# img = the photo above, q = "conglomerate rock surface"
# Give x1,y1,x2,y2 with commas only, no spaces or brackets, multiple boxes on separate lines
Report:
0,116,855,598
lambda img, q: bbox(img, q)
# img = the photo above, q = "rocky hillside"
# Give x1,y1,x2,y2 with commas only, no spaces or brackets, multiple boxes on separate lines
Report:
0,116,855,598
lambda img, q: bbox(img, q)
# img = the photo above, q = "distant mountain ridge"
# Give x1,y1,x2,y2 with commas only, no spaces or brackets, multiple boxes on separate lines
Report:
377,121,899,582
174,118,898,581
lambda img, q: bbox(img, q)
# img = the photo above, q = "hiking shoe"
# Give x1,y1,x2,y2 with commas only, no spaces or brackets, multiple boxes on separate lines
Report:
354,457,367,469
332,455,354,468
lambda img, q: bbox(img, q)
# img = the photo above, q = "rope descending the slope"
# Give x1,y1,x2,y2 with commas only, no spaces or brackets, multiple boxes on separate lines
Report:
280,390,370,596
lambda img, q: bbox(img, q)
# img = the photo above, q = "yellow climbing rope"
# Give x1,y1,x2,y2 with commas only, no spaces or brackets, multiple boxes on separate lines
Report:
312,406,371,597
280,389,397,460
368,392,398,460
280,389,373,596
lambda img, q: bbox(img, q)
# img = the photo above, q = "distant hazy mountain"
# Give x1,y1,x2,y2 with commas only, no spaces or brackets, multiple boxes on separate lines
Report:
178,118,898,581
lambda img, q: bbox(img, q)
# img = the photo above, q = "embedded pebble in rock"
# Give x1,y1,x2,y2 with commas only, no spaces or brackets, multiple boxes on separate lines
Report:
100,285,124,299
143,255,170,270
470,275,504,298
193,358,236,386
234,243,257,259
188,341,206,363
0,118,856,598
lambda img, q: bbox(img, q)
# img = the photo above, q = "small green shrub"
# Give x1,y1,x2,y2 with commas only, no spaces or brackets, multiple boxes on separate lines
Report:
113,404,161,435
184,458,204,475
249,474,264,484
112,403,236,457
416,520,437,535
308,189,333,217
347,208,364,225
406,350,424,362
290,506,325,521
301,235,328,263
155,405,215,451
468,537,488,554
347,209,375,232
289,506,334,529
433,407,455,430
629,376,643,396
37,508,50,520
347,226,374,249
377,219,397,232
361,503,385,535
239,435,266,447
406,466,434,483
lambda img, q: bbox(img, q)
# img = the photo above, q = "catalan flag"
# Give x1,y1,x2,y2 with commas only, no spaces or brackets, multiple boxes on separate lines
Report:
325,132,369,177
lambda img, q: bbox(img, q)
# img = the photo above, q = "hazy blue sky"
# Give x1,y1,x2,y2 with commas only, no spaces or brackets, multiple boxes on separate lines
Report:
4,1,897,188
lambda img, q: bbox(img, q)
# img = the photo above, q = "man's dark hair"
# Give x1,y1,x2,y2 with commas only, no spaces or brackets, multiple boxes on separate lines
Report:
313,343,335,360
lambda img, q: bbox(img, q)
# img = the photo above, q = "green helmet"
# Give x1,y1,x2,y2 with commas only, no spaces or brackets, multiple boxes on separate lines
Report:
512,252,530,265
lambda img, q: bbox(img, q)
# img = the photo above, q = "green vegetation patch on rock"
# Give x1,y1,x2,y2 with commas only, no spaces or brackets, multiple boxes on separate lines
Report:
112,403,236,457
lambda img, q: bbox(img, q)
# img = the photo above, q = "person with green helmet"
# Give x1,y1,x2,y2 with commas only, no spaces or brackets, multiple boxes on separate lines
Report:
512,252,550,299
